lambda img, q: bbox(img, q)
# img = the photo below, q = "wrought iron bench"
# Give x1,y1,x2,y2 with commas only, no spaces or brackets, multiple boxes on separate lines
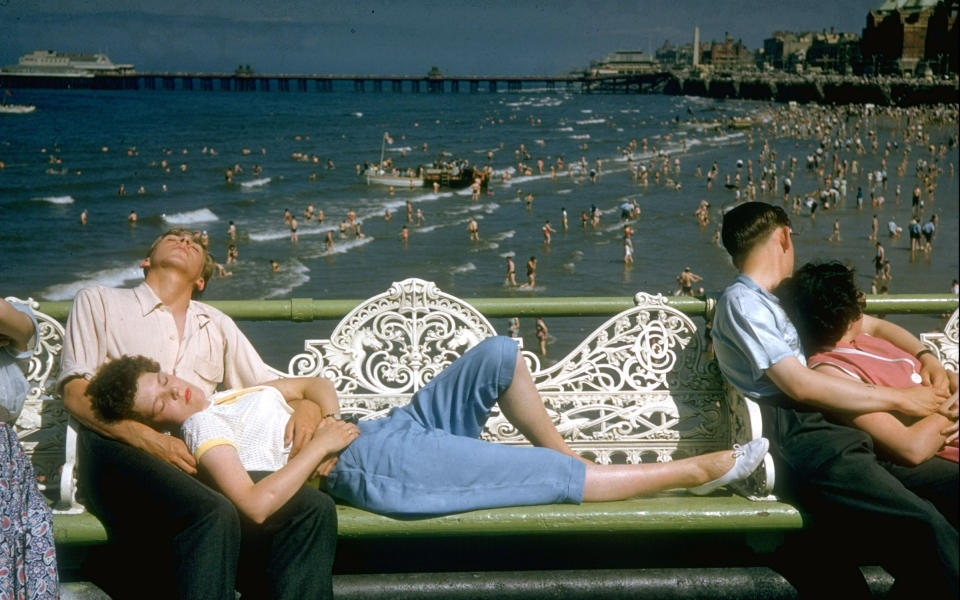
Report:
10,280,959,597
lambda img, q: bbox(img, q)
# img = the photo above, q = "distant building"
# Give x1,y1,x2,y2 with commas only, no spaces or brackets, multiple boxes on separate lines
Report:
587,50,661,76
764,32,816,71
1,50,134,77
655,41,695,70
861,0,958,75
701,34,756,72
764,29,862,74
807,31,862,73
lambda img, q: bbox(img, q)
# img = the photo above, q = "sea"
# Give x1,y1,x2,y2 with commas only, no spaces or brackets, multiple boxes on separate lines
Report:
1,87,957,367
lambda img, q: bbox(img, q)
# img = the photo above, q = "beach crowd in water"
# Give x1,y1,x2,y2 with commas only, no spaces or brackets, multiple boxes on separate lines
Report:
9,98,958,361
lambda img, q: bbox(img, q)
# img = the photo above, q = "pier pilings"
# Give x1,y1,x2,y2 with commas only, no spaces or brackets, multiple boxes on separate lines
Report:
1,71,955,105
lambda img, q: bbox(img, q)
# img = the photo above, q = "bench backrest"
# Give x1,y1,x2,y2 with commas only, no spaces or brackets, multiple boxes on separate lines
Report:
8,283,958,511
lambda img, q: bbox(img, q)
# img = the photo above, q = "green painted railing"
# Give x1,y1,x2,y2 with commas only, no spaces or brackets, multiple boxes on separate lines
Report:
35,294,959,322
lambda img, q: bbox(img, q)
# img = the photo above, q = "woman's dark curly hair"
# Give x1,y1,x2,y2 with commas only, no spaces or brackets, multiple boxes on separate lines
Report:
87,356,161,423
777,261,864,355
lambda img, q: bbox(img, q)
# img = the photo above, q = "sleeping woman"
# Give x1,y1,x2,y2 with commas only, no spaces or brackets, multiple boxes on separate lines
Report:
778,261,958,468
86,336,768,524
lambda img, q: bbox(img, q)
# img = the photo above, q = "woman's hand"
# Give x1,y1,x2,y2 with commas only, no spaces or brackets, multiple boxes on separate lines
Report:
917,352,950,396
308,416,359,457
284,401,323,459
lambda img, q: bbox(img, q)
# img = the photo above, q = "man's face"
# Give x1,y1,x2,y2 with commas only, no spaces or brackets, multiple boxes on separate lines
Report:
146,233,206,282
132,371,207,430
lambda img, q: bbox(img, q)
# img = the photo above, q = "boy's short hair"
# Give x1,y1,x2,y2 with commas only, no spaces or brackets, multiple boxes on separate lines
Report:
88,356,161,423
144,228,216,297
721,202,791,269
777,261,863,354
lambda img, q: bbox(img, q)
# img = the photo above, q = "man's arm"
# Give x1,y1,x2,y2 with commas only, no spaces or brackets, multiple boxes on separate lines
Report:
59,288,196,473
63,377,197,474
766,355,945,418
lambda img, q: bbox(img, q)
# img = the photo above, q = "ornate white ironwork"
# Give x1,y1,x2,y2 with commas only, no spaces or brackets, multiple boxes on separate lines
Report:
483,292,743,475
921,308,959,373
286,278,498,392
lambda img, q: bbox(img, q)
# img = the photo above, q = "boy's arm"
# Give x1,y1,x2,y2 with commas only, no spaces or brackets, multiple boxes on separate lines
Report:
766,355,945,417
63,377,197,474
861,315,951,394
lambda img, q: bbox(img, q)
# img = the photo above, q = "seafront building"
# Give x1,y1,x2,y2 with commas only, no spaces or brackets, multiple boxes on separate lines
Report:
861,0,958,75
587,50,660,76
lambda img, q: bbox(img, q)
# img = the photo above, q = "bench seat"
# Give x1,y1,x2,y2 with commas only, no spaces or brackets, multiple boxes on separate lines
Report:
53,495,802,548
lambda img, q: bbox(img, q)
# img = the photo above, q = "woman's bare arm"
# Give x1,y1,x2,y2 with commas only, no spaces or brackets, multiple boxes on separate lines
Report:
199,418,358,524
814,364,953,466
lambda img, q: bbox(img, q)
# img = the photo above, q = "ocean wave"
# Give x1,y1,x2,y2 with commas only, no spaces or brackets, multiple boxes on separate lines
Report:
421,215,474,233
41,264,143,301
163,208,219,225
34,195,74,205
490,230,515,241
556,127,574,132
248,225,329,243
707,132,746,144
241,177,272,188
556,189,573,194
569,134,591,140
301,235,373,259
263,259,310,299
451,263,476,274
575,118,605,125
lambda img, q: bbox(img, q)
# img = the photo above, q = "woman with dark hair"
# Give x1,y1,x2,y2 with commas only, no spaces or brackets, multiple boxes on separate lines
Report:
778,261,958,470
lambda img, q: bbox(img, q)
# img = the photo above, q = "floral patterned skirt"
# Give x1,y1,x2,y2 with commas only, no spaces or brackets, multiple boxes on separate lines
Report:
0,423,58,599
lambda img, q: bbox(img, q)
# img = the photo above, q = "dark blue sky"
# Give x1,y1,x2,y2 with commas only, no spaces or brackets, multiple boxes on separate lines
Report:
1,1,882,75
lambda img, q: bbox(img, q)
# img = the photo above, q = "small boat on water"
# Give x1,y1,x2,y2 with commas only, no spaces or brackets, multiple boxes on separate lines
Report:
364,132,486,190
0,103,36,114
728,117,753,129
365,169,424,188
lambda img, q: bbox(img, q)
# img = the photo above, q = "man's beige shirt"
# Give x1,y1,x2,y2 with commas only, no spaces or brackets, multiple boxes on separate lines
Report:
58,282,275,395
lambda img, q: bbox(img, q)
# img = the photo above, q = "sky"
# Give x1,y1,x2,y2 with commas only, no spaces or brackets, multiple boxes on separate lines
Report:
1,0,883,76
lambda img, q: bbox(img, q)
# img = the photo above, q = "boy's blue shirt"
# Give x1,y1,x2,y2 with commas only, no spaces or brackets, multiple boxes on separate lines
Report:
712,274,806,404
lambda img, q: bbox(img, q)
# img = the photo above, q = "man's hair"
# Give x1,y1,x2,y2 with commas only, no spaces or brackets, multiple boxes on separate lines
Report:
87,356,161,423
721,202,791,269
776,261,862,354
144,228,216,297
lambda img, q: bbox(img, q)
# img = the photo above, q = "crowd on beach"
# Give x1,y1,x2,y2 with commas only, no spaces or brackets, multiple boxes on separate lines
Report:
15,98,958,361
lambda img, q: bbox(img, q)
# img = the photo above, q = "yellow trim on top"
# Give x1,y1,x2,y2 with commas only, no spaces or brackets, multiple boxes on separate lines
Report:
194,438,236,461
212,386,266,406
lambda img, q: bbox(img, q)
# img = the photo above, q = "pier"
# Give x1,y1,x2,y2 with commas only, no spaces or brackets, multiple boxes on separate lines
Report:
1,70,956,106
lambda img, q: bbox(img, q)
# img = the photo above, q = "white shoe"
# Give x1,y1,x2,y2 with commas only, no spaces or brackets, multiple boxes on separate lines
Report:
688,438,769,496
